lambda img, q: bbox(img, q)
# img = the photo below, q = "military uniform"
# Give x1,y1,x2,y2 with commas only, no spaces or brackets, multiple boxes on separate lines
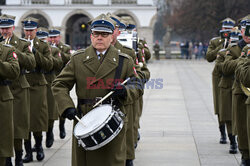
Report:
139,39,151,62
52,45,142,166
52,15,143,166
222,39,248,160
0,43,20,165
21,17,53,163
57,42,71,65
153,42,160,60
48,27,71,139
235,44,250,161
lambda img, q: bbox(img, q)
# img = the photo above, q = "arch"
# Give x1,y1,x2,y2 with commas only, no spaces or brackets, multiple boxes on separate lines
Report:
64,12,92,49
150,14,157,29
113,9,140,27
61,9,94,28
18,9,52,28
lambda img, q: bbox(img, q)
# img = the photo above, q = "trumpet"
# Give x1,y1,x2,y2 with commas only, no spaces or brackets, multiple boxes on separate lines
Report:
241,83,250,96
4,37,10,44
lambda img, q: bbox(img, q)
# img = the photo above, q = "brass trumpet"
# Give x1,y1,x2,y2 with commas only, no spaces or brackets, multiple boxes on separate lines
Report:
241,83,250,96
4,37,10,44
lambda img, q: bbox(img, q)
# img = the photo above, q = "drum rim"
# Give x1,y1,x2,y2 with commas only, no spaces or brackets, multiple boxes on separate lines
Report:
74,105,116,138
80,120,124,150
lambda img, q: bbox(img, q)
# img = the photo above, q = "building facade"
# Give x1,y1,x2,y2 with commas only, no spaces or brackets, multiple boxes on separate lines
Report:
0,0,156,50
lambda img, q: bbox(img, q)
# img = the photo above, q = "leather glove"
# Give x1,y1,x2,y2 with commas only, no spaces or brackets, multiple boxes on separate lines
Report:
111,83,127,99
62,108,77,120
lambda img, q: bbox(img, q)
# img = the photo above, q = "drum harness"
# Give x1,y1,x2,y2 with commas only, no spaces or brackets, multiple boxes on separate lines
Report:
76,55,126,118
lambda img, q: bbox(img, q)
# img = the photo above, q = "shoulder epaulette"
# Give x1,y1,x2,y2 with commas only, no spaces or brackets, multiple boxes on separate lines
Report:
72,49,85,56
123,45,133,50
229,43,237,47
39,39,46,43
63,44,70,47
211,37,220,41
218,48,226,52
119,52,130,59
3,44,13,48
19,38,28,42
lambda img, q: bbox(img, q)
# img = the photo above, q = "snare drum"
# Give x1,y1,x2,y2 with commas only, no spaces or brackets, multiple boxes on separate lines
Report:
73,104,124,150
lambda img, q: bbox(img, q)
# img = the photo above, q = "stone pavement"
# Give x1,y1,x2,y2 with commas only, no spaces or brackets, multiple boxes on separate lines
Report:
23,59,241,166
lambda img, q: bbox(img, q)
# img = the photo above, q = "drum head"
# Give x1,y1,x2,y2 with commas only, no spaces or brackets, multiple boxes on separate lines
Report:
74,104,112,136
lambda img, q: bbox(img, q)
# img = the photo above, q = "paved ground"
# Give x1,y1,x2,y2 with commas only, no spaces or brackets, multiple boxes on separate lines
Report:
23,59,241,166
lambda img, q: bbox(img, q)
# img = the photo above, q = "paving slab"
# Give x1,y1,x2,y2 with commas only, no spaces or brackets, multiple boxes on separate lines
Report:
20,59,241,166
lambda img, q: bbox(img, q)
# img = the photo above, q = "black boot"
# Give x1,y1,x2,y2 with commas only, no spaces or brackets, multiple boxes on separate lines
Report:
15,150,23,166
228,134,237,154
34,136,45,161
23,140,33,163
59,119,66,139
5,157,12,166
245,159,250,166
126,159,134,166
219,125,227,144
241,158,246,166
46,127,54,148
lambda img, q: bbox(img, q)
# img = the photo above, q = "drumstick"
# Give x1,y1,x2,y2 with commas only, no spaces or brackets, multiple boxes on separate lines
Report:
75,116,86,127
93,77,130,108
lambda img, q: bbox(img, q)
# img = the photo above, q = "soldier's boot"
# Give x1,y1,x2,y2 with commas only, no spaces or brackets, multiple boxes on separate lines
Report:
5,157,12,166
22,140,33,163
228,134,237,154
59,119,66,139
219,125,227,144
245,159,250,166
137,130,140,141
46,127,54,148
34,136,45,161
126,159,134,166
15,150,23,166
240,158,246,166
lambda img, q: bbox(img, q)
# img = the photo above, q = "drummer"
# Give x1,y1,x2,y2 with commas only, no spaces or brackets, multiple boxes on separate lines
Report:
52,14,143,166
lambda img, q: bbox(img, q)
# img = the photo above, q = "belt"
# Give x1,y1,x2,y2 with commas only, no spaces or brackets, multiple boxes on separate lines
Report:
78,97,111,106
0,80,12,86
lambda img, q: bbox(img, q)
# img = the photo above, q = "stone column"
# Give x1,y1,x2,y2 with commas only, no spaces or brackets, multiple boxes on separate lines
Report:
137,26,153,52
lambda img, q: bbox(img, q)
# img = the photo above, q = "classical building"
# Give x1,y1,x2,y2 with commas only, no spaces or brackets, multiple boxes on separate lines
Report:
0,0,156,50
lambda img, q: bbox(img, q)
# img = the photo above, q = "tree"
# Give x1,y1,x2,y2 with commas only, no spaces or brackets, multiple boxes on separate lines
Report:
163,0,250,42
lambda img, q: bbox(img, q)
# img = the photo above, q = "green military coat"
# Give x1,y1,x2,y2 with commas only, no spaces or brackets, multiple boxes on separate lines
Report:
222,40,248,149
57,42,71,66
139,40,151,61
26,37,53,132
8,34,36,139
45,45,63,120
206,36,224,115
0,43,20,157
115,41,137,160
235,44,250,153
52,45,143,166
216,46,234,122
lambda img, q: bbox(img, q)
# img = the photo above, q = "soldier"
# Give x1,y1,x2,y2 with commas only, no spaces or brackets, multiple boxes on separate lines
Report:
0,14,36,166
48,27,71,139
222,15,250,165
21,17,53,163
235,29,250,165
139,38,151,63
107,13,143,166
37,27,63,148
153,40,160,60
216,27,240,154
52,14,143,166
206,18,235,144
0,42,20,166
